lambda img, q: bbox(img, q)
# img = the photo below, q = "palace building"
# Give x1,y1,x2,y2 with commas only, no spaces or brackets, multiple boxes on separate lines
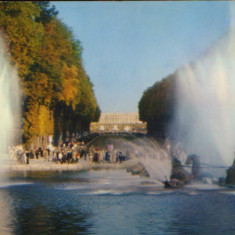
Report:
90,112,147,134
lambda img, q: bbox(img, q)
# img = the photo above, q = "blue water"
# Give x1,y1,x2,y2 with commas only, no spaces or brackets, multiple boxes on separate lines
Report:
1,169,235,234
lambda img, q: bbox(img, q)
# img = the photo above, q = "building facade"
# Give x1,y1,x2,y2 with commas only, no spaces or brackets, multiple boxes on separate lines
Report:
90,113,147,134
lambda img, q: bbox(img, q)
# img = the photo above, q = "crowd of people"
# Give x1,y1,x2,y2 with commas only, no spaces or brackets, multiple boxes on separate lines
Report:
10,140,129,165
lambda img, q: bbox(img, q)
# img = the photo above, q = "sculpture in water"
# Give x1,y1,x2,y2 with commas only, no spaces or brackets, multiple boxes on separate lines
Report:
185,154,201,180
0,35,21,156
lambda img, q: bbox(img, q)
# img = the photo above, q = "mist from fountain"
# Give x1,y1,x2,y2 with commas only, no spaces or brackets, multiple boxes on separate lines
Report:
169,27,235,168
0,35,21,161
109,137,172,181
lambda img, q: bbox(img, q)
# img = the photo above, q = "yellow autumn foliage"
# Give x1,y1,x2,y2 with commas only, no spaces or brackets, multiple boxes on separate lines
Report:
38,105,54,136
0,2,44,78
0,2,100,146
61,64,80,110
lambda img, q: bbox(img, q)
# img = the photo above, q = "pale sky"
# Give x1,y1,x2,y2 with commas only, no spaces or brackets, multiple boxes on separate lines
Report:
53,1,231,113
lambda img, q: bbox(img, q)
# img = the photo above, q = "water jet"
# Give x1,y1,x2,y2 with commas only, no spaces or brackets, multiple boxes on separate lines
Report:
169,28,235,178
0,35,21,170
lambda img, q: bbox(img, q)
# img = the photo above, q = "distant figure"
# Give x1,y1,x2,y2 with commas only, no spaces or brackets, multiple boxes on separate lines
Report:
185,154,201,180
89,151,93,163
26,151,30,164
43,148,48,161
35,149,39,159
58,152,63,163
16,147,25,164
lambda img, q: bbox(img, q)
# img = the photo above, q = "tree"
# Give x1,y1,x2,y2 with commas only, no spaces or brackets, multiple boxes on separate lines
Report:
138,74,176,138
33,1,58,25
0,2,44,79
0,2,100,146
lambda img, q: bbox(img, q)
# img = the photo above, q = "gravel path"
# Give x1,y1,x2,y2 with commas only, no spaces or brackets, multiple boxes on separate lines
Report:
2,158,138,172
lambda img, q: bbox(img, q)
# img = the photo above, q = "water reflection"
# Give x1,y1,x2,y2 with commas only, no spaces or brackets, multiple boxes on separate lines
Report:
0,190,14,234
7,184,93,234
13,205,91,234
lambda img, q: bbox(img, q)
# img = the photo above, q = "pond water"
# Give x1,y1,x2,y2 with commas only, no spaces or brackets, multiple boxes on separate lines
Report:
1,169,235,234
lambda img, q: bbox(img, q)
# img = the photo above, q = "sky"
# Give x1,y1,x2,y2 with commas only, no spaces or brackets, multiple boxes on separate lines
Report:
53,1,232,113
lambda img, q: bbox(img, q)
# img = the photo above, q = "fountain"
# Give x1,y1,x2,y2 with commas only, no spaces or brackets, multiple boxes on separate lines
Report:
169,27,235,176
0,34,21,163
105,137,172,182
0,34,21,234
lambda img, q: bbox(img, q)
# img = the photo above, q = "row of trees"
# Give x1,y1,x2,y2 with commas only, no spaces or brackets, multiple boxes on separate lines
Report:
138,73,176,138
0,2,100,147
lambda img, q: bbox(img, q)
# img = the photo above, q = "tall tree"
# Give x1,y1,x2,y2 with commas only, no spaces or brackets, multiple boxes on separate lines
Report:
0,2,44,79
0,2,100,146
139,74,176,138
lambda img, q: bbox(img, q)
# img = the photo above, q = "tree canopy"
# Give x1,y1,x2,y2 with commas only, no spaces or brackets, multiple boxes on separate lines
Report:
138,73,176,138
0,1,100,147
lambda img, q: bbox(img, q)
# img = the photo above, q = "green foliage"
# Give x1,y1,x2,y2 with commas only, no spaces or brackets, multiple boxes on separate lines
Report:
138,74,176,137
0,2,44,78
33,1,58,25
0,2,100,146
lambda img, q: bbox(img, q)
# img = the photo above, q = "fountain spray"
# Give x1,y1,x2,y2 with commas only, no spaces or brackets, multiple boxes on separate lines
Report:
169,27,235,168
0,34,21,160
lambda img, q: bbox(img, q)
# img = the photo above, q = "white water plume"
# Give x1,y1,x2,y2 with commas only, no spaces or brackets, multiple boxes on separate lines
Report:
0,35,21,157
170,27,235,167
109,137,172,181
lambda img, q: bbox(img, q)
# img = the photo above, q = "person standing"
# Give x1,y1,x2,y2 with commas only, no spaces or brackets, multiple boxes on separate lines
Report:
43,148,48,161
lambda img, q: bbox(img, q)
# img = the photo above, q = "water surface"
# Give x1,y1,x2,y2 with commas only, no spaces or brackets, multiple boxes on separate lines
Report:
1,169,235,234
